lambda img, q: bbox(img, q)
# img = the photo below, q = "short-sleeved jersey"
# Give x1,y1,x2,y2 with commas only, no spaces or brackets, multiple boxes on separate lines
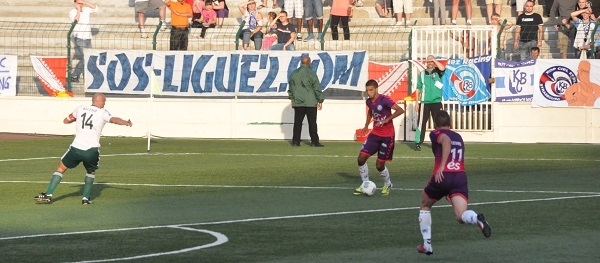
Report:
69,105,112,150
366,94,396,137
430,129,465,174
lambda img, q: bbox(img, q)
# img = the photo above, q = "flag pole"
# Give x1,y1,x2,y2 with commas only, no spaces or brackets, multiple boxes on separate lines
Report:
146,72,155,153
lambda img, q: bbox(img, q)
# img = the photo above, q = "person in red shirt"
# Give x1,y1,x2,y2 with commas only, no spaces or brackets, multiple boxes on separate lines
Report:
354,80,404,196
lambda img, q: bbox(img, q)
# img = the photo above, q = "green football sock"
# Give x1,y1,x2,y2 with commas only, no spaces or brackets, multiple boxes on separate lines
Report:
45,172,63,195
82,173,95,199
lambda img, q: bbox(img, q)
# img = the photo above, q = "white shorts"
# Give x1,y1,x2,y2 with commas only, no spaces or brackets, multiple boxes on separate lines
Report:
284,0,304,19
392,0,413,14
516,0,526,12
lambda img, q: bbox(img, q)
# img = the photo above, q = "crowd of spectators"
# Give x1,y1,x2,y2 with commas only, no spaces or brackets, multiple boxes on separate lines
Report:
122,0,600,58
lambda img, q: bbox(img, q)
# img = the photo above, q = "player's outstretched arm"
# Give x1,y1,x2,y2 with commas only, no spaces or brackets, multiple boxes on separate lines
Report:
110,117,133,127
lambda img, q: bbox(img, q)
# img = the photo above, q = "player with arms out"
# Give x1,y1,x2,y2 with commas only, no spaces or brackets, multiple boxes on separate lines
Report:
34,93,132,205
354,79,405,196
416,110,491,255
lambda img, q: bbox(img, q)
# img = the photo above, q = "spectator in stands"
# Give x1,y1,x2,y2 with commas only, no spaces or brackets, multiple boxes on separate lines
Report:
486,0,502,24
238,0,263,50
514,0,543,61
529,46,540,59
165,0,193,50
213,0,229,28
284,0,304,40
490,13,513,60
451,0,472,25
431,0,446,25
259,0,282,9
393,0,413,26
191,0,205,28
541,0,554,17
576,0,596,20
375,0,392,18
572,7,596,59
330,0,353,40
270,11,297,50
550,0,577,59
303,0,324,41
516,0,526,16
191,0,217,39
263,11,278,50
135,0,167,38
69,0,98,83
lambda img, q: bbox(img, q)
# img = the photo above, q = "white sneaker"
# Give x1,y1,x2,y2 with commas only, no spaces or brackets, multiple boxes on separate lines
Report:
395,21,403,26
140,29,148,38
355,0,363,7
467,19,472,25
161,21,169,31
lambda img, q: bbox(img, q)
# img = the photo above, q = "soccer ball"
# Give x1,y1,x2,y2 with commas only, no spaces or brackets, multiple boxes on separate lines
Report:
361,181,377,196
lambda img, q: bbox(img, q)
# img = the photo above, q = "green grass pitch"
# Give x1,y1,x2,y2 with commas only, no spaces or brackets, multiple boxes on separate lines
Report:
1,137,599,262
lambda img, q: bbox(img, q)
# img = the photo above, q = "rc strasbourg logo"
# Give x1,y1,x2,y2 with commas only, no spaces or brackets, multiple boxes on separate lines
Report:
539,66,577,101
450,65,479,99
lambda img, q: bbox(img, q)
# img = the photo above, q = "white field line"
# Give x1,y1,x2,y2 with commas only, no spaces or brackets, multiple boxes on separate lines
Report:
2,180,600,195
1,152,599,162
2,194,600,243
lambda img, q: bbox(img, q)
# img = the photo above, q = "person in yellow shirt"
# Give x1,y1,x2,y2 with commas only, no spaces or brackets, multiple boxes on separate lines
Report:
165,0,193,50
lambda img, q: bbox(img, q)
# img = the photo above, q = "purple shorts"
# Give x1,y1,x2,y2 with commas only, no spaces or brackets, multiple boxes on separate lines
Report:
360,133,395,162
217,8,229,18
423,171,469,202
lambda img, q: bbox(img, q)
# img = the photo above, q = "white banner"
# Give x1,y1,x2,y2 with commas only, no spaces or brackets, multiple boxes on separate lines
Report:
84,50,369,96
534,59,600,108
0,55,18,96
494,59,535,102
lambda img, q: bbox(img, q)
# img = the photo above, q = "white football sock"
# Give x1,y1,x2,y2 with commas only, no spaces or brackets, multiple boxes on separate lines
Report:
461,210,478,224
358,163,369,182
419,210,432,250
379,167,392,186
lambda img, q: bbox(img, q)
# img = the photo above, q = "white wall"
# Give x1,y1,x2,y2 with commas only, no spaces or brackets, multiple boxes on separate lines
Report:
0,97,598,143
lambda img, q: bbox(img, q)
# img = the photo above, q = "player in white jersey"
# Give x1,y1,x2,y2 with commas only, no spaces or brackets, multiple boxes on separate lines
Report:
35,93,132,205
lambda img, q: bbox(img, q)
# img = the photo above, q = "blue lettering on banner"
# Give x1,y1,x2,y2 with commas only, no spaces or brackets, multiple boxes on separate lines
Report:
0,76,10,91
85,51,368,96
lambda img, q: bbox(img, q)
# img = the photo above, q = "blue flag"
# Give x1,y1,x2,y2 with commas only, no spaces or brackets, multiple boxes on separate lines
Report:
442,55,492,106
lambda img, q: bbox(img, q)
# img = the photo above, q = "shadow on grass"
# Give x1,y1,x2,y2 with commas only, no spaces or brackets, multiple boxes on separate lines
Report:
36,181,132,204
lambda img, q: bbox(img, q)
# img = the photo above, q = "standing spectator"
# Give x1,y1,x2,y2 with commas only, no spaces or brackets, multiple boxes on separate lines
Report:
284,0,304,40
213,0,229,28
393,0,413,26
191,0,217,39
330,0,353,40
288,56,324,147
431,0,446,25
354,79,404,196
486,0,502,24
490,13,513,60
303,0,324,41
571,7,596,58
375,0,392,18
529,46,540,59
550,0,578,58
269,11,297,50
135,0,167,38
34,93,133,205
576,0,596,20
415,55,445,151
541,0,554,17
259,0,282,9
451,0,472,25
165,0,193,51
514,0,543,61
415,110,491,256
263,11,279,50
516,0,526,16
69,0,98,83
238,0,264,50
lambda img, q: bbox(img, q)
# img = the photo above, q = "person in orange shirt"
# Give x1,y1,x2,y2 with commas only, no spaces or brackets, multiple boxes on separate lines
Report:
165,0,193,50
330,0,354,40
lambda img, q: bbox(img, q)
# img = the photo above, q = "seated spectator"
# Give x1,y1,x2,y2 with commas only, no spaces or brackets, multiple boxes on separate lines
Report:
192,0,217,39
571,7,596,59
213,0,229,28
263,11,278,50
135,0,167,38
576,0,596,20
238,0,263,50
451,0,472,25
191,0,205,26
393,0,412,26
269,11,296,50
375,0,392,18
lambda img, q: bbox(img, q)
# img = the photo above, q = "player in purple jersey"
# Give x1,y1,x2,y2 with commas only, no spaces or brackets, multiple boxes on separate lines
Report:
416,110,491,255
354,80,404,196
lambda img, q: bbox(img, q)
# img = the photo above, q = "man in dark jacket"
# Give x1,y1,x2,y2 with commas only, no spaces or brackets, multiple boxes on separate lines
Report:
288,55,324,147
